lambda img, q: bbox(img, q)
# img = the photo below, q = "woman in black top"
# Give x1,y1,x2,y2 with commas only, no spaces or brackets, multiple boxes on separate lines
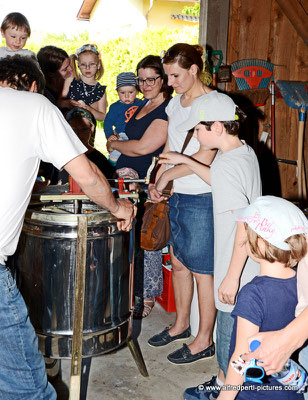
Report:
107,55,173,318
108,55,172,179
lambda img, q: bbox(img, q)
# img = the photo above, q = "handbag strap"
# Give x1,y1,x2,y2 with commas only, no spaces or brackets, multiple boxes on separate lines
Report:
180,130,194,154
156,130,194,197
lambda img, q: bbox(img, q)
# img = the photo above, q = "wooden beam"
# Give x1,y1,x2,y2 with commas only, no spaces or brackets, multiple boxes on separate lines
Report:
275,0,308,45
199,0,208,47
206,0,230,55
77,0,98,20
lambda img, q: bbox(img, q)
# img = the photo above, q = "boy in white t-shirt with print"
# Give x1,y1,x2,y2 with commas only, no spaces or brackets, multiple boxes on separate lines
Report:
158,91,262,400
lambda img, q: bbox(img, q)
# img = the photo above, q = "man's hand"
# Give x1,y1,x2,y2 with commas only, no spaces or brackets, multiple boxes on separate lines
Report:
112,198,137,231
218,275,240,305
242,331,292,375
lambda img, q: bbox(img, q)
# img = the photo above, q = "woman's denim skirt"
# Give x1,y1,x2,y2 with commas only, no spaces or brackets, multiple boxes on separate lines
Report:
168,192,214,274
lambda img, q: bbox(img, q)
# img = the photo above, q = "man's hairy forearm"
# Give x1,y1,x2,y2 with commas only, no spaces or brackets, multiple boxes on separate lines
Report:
81,172,119,214
65,156,119,213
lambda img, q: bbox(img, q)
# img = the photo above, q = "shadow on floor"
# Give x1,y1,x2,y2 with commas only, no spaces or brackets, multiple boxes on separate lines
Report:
50,317,148,399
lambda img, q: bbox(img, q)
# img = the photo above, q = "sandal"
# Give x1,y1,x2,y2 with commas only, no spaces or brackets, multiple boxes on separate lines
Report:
133,298,155,319
142,298,155,318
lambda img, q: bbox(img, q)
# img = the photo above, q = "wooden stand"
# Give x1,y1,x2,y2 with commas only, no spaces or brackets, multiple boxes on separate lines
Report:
69,215,88,400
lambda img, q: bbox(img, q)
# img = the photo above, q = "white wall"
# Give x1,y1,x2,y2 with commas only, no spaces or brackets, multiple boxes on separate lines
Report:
0,0,85,40
88,0,147,42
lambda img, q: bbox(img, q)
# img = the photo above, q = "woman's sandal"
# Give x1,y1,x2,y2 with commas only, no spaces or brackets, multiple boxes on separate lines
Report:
142,298,155,318
133,298,155,319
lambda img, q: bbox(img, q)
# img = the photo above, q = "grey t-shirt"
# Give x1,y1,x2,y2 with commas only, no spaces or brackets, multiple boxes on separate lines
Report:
210,142,262,312
0,47,36,59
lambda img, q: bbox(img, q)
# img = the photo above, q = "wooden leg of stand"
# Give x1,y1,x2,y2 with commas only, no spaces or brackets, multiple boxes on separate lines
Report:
69,215,88,400
127,337,149,377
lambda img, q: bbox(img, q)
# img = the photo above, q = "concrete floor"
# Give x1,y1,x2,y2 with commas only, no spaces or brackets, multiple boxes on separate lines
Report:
50,302,218,400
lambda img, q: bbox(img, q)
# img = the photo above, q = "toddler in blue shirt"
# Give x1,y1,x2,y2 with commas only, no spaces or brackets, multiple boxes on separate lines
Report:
105,72,144,164
218,196,308,400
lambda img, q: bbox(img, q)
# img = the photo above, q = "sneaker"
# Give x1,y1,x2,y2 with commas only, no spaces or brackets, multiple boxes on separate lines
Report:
183,376,220,400
167,343,215,365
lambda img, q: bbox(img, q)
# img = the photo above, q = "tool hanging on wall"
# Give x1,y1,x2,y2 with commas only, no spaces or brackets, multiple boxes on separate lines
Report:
276,81,308,202
231,59,274,90
231,58,274,152
206,50,223,88
270,79,276,155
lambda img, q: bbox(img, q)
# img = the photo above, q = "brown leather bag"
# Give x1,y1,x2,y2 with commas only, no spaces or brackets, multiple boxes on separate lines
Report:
140,200,171,251
140,131,194,251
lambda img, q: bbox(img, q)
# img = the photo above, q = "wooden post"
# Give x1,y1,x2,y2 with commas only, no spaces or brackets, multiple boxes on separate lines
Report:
69,215,88,400
199,0,208,47
199,0,230,91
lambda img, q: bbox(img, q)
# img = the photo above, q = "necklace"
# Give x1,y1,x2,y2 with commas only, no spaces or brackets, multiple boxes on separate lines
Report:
81,80,98,97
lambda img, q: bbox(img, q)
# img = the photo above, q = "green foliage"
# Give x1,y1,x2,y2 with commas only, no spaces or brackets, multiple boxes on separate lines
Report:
181,2,200,17
5,26,198,152
25,26,198,105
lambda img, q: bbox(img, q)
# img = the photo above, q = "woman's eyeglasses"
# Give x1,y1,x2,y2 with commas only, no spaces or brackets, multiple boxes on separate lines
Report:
135,76,161,86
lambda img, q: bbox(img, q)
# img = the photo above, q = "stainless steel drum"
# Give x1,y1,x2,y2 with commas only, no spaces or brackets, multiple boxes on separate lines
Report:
9,199,132,359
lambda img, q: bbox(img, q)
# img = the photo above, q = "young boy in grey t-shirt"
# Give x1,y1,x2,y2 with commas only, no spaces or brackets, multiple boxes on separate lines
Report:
158,91,262,400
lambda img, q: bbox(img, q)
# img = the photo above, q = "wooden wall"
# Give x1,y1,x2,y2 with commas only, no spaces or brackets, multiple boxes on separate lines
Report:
225,0,308,201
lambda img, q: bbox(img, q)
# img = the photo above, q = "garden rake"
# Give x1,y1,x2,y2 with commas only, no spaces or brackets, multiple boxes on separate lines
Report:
231,59,274,90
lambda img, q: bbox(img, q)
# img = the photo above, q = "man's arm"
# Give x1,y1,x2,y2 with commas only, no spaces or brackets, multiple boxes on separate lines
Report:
242,306,308,375
64,154,136,231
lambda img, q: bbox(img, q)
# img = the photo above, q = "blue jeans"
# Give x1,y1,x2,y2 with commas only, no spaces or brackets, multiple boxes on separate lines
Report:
299,344,308,399
216,310,234,377
0,264,56,399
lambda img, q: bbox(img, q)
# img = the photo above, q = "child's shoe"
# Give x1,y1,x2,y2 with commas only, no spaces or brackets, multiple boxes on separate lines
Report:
183,376,220,399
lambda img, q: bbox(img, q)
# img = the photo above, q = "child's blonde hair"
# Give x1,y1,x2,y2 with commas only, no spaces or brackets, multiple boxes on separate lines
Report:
70,44,104,81
245,223,307,268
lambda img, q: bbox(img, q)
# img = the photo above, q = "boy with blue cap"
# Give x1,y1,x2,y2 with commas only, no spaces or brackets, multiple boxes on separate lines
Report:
105,72,144,164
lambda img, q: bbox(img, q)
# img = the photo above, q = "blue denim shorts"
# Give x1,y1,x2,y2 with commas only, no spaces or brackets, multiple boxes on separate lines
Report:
168,192,214,274
216,310,234,377
0,264,56,400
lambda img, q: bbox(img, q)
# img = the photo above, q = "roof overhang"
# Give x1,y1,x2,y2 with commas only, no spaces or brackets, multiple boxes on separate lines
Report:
171,14,199,21
77,0,98,21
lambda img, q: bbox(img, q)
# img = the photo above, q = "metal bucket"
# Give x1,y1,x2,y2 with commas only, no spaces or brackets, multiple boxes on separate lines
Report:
8,199,133,359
